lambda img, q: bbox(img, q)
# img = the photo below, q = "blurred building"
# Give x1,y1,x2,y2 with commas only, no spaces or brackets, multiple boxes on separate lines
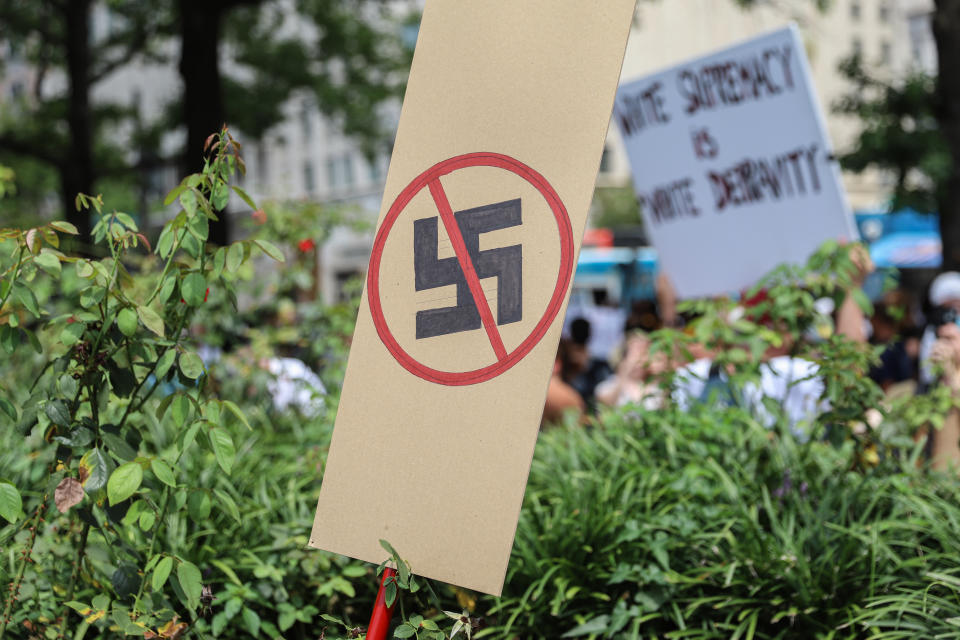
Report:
600,0,936,213
0,1,942,303
77,0,417,303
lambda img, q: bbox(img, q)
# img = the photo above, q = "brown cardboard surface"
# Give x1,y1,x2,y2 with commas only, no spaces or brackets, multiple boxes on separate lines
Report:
309,0,636,596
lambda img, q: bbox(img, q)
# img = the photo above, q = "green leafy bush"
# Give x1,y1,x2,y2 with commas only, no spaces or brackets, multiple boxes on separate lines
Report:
486,408,960,639
2,130,960,640
0,130,381,639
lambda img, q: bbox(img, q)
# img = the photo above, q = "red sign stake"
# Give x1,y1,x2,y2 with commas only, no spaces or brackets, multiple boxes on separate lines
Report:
366,568,398,640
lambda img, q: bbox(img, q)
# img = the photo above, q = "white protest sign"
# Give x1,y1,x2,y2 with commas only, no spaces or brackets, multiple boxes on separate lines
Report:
309,0,635,596
614,25,858,299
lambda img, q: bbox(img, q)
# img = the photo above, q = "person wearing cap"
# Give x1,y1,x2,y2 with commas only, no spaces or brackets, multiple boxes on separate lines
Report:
919,271,960,387
917,271,960,470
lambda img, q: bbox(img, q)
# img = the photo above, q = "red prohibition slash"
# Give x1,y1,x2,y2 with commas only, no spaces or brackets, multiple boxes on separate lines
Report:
367,152,574,386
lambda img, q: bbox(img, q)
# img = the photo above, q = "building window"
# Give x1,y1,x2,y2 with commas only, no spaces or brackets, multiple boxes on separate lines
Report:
599,145,613,173
303,160,315,194
300,101,312,141
368,155,384,182
880,40,891,65
879,2,890,22
852,37,863,58
326,154,355,190
256,144,268,187
342,155,354,187
850,0,861,21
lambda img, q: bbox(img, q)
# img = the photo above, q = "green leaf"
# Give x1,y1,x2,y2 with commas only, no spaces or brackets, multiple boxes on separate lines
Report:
214,489,240,524
0,397,15,422
156,227,175,258
180,189,198,216
181,273,207,307
44,399,70,427
59,321,85,347
179,352,204,379
117,308,138,337
0,483,22,523
163,184,186,206
179,421,203,454
137,305,164,338
79,448,110,492
226,243,243,273
210,559,243,588
159,276,177,305
152,556,174,592
212,247,226,280
171,394,192,427
231,185,257,210
241,608,261,637
80,287,107,309
13,285,40,317
212,611,228,636
561,615,611,637
75,260,94,278
0,325,16,354
50,221,79,234
101,430,137,461
209,427,236,475
151,459,176,488
139,510,156,531
221,400,252,431
278,609,296,632
188,212,209,241
58,374,78,399
34,251,61,277
177,561,203,610
254,239,285,262
107,462,143,506
111,565,139,599
211,182,229,210
394,623,417,638
156,349,176,379
187,490,212,520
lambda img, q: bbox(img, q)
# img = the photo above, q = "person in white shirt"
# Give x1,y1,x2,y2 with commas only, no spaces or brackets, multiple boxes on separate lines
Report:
672,244,872,435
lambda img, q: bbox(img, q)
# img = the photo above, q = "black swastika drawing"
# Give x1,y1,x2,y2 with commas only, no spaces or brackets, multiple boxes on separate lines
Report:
414,198,522,339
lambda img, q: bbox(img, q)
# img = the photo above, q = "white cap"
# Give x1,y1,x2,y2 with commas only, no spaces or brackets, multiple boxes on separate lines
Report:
930,272,960,306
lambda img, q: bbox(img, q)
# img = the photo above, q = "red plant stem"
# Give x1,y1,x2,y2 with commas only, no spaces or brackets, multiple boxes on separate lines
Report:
366,568,397,640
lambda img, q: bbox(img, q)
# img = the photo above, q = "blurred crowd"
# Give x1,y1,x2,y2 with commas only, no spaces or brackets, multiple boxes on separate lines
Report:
544,247,960,469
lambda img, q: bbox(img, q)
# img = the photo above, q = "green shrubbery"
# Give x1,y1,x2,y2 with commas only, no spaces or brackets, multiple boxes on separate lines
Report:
1,133,960,639
487,408,960,639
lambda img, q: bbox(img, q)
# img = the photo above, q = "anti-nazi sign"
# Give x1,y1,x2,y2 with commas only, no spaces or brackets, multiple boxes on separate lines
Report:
367,152,574,386
414,198,522,340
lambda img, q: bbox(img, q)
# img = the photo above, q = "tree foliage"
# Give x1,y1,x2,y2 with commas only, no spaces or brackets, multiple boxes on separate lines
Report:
0,0,411,244
834,55,951,213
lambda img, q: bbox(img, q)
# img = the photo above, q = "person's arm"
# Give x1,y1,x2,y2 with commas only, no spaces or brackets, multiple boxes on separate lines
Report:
930,323,960,471
542,376,585,425
836,243,873,343
656,272,678,329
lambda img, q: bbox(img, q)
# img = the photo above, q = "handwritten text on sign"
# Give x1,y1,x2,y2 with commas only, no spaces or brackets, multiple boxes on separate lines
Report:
615,25,856,298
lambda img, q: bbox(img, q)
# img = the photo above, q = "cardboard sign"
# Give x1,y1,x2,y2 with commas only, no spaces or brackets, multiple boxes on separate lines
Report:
309,1,636,595
614,25,858,299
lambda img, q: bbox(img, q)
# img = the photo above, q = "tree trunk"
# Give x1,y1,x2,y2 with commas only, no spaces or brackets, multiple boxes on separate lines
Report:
933,0,960,271
179,0,229,246
63,0,95,243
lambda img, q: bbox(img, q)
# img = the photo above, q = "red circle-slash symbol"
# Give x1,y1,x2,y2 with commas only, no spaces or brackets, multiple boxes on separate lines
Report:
368,152,574,386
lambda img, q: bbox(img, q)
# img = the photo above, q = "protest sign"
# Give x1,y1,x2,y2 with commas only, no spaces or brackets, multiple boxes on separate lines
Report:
309,1,636,595
614,25,858,299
